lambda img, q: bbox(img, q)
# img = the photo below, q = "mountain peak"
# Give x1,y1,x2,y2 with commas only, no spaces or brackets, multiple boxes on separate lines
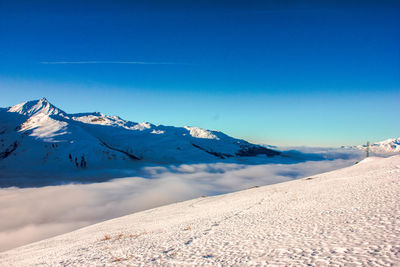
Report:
8,98,66,117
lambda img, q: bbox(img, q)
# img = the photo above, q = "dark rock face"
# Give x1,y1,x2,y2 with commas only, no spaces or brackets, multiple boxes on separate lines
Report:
236,145,281,157
191,143,233,159
191,143,280,159
0,141,19,159
98,139,141,160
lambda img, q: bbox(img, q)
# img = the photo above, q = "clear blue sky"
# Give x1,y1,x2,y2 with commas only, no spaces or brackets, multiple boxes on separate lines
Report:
0,0,399,146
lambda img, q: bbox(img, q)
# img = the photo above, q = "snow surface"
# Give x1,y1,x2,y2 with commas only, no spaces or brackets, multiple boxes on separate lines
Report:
184,126,220,140
1,155,399,266
8,98,67,117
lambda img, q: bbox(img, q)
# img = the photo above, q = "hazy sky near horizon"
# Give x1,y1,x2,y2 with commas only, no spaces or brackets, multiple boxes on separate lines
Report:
0,0,399,146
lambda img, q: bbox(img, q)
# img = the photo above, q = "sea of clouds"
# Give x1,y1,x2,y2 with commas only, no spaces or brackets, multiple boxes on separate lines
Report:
0,151,364,252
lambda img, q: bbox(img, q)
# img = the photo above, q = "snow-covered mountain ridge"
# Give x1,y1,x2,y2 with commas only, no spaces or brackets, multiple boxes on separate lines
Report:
342,138,400,154
1,155,398,265
0,98,281,182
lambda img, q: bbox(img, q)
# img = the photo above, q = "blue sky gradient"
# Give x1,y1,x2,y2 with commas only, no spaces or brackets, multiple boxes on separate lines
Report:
0,0,399,146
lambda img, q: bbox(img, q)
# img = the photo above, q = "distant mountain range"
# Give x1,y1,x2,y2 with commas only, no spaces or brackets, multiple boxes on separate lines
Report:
0,98,282,182
342,138,400,154
1,98,396,187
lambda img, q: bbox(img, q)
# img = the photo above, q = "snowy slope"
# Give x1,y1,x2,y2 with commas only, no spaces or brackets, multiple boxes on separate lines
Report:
343,138,400,154
1,155,399,266
0,98,281,182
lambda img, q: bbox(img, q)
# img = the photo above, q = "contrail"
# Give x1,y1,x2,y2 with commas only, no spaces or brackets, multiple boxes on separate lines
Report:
40,61,196,65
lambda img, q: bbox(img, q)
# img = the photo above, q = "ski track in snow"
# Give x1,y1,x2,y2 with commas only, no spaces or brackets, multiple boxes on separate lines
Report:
1,155,399,266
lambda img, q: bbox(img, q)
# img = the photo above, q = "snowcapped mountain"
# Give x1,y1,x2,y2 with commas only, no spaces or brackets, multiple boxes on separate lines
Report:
0,98,280,180
342,138,400,154
368,138,400,153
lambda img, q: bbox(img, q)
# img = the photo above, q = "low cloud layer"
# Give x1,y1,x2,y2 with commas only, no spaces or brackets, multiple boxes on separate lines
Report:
0,157,360,252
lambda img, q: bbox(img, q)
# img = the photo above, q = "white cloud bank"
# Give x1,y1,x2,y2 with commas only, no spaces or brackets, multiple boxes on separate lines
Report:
0,158,360,252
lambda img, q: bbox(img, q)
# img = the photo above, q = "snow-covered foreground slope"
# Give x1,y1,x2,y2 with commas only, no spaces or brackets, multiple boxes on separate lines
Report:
2,155,399,266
